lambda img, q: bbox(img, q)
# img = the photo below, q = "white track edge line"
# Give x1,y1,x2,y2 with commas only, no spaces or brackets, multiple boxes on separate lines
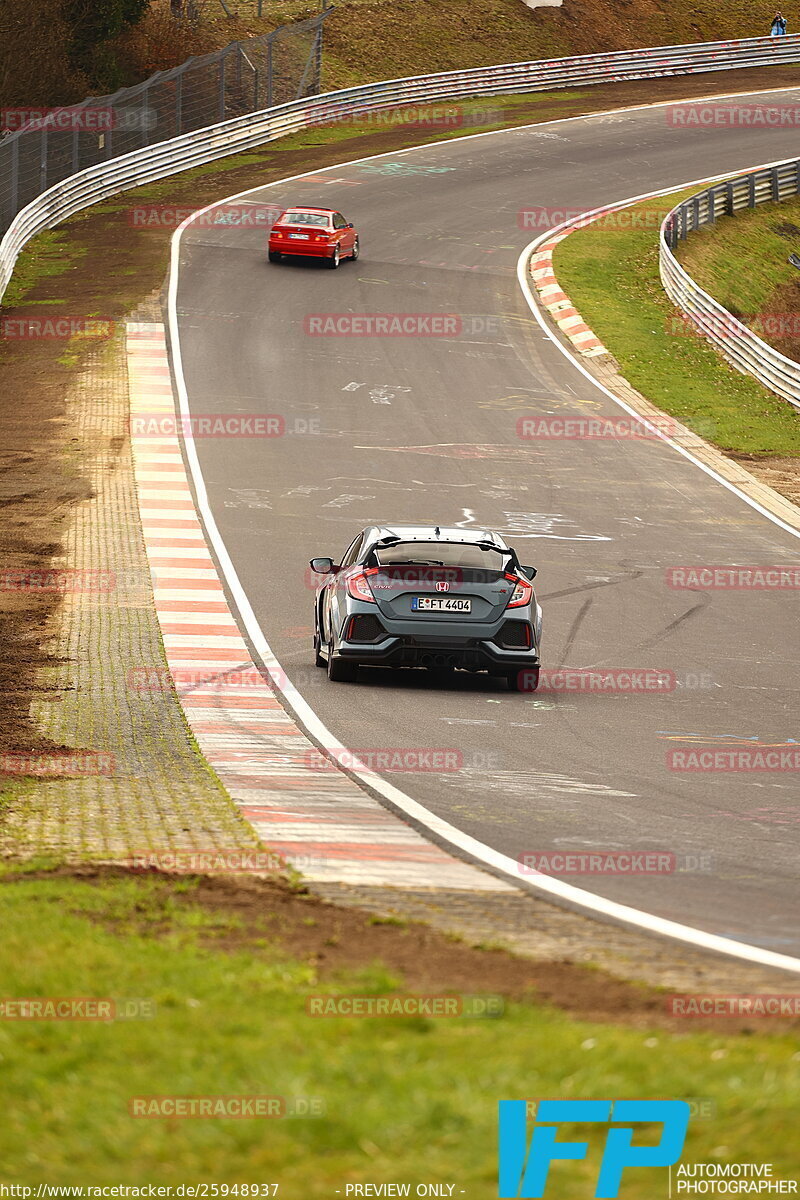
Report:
516,187,800,540
167,91,800,974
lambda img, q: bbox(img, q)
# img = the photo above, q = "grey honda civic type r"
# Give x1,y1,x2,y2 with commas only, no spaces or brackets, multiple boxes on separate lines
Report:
311,525,542,690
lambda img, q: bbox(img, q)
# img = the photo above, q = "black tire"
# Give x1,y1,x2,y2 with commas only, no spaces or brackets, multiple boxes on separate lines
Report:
327,638,357,682
507,667,539,693
326,244,340,270
268,251,281,263
351,237,360,261
314,620,326,668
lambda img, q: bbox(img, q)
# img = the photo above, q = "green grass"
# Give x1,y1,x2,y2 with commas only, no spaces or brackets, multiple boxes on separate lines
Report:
554,189,800,458
0,867,798,1192
1,226,89,311
678,194,800,318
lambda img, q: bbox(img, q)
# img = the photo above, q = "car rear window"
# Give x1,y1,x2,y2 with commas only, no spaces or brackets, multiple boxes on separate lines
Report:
280,212,330,227
373,541,507,570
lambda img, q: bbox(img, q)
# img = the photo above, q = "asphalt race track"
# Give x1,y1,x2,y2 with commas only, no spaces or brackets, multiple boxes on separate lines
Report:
171,87,800,958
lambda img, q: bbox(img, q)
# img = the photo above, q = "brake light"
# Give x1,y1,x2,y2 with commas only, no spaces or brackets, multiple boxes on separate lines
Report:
346,569,378,603
504,573,533,608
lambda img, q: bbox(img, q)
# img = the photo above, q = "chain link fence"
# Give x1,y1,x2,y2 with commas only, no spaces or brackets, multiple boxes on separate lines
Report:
0,12,330,237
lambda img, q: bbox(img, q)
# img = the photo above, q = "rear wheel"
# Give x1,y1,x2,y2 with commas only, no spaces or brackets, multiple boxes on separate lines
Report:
326,244,340,270
351,237,360,261
268,250,281,263
507,667,539,693
327,638,357,682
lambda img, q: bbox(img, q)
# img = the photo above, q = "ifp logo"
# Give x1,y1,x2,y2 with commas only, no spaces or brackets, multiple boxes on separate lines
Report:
498,1099,690,1197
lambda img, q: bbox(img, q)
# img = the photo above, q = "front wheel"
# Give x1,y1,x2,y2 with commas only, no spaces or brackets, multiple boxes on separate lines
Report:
268,250,281,263
314,620,326,668
327,638,357,682
326,244,340,270
351,237,359,261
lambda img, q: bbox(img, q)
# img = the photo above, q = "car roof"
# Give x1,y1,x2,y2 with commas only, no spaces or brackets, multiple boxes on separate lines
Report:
280,207,335,215
369,524,509,549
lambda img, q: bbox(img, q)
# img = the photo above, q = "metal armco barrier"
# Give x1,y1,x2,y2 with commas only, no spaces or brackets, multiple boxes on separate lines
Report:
661,158,800,411
4,34,800,305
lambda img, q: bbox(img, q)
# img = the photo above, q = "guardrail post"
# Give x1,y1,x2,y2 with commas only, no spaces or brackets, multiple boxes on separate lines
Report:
9,136,19,219
219,51,228,121
692,195,700,233
771,165,780,201
725,180,735,216
39,129,48,193
142,86,151,147
748,173,756,208
313,17,323,95
176,73,183,135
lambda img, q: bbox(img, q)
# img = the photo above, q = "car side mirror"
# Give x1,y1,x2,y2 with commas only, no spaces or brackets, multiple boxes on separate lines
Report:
520,565,537,579
347,223,354,229
310,557,336,574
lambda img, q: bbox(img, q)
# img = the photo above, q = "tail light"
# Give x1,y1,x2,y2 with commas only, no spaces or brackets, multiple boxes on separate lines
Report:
504,573,533,609
346,569,378,603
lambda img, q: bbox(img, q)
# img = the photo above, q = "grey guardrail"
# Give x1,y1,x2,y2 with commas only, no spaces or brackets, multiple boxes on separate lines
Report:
661,158,800,411
4,34,800,304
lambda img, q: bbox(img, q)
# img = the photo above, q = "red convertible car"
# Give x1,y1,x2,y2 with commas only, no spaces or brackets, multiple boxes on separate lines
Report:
268,207,360,269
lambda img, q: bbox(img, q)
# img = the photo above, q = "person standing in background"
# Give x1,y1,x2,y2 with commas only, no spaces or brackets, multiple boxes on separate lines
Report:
770,10,788,34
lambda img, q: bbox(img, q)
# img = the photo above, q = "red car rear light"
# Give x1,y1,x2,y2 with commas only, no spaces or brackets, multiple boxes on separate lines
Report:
504,573,533,608
346,569,378,603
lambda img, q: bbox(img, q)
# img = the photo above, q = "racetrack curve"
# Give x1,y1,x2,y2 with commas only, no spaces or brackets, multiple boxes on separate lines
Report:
170,87,800,959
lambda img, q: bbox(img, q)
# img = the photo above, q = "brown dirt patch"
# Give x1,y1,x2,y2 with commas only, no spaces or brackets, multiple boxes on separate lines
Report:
729,452,800,505
7,864,798,1032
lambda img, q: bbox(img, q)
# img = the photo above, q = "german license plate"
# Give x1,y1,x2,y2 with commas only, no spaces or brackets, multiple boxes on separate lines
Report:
411,597,471,612
289,233,309,240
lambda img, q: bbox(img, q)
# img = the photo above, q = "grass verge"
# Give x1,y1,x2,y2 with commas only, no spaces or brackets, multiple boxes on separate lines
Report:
678,194,800,363
553,189,800,459
0,866,798,1191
